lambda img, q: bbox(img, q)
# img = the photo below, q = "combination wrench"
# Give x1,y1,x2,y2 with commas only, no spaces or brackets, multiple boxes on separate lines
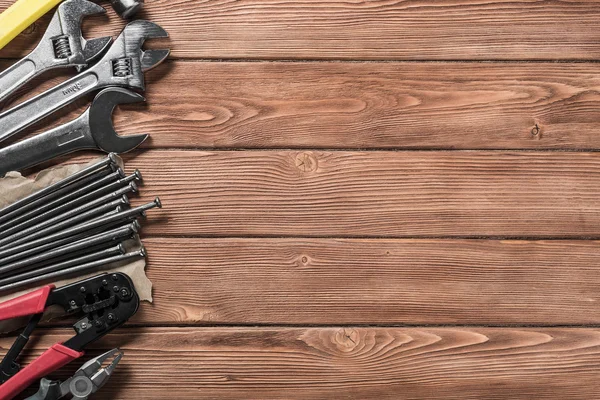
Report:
0,20,169,143
0,87,148,177
0,0,112,104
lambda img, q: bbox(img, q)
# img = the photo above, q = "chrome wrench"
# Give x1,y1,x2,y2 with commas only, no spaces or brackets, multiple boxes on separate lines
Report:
0,20,169,143
0,0,112,104
0,87,148,177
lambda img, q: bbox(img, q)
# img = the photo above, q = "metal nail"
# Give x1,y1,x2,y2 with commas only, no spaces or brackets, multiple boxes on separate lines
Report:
0,200,157,255
0,243,126,284
0,221,140,275
0,196,129,248
0,181,137,241
0,167,126,230
0,248,145,293
0,154,118,220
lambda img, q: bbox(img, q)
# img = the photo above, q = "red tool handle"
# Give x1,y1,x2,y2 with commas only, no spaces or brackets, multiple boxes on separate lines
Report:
0,285,54,321
0,343,83,399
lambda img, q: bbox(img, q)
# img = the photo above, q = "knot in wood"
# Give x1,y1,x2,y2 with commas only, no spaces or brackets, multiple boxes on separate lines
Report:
295,152,318,173
335,328,360,352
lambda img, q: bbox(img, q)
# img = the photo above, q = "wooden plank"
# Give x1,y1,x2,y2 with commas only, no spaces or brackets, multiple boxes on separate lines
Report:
7,61,600,150
134,61,600,150
7,327,600,399
133,238,600,325
2,1,600,60
124,150,600,238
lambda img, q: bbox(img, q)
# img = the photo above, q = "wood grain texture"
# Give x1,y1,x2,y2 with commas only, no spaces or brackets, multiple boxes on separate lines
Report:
2,0,600,60
133,238,600,325
133,61,600,149
7,61,600,150
8,327,600,399
124,150,600,238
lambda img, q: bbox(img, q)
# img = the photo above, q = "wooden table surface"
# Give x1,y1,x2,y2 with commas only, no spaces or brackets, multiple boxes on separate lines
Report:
2,0,600,398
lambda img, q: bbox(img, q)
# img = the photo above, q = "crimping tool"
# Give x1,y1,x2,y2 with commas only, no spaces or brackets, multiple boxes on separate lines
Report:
0,273,139,399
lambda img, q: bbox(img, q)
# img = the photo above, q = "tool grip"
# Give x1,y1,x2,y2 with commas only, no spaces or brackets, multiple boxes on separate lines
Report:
0,344,82,399
0,0,62,51
0,58,36,104
0,286,54,321
0,116,94,177
0,72,98,144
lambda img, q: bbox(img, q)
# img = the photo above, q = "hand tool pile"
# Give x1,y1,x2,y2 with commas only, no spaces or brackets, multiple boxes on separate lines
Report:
0,0,170,396
0,154,161,293
0,0,144,51
0,0,170,176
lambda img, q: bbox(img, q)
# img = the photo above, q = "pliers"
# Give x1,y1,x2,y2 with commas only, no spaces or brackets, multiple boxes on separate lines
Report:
27,348,123,400
0,273,139,399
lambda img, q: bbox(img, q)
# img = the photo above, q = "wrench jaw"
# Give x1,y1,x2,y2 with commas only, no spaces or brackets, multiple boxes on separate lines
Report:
36,0,111,69
59,0,112,66
88,87,149,154
141,49,171,72
97,20,170,91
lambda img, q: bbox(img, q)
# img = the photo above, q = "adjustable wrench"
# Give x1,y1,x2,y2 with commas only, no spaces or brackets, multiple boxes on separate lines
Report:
0,20,169,143
0,0,112,104
0,87,148,177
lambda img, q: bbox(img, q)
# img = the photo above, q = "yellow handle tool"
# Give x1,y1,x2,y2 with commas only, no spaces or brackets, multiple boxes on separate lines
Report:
0,0,63,51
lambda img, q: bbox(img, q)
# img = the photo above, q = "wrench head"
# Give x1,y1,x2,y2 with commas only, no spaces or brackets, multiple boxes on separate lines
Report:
98,20,170,91
40,0,112,67
88,88,149,154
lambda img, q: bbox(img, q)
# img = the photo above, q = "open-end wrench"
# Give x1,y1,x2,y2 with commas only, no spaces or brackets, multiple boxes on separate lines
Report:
0,20,169,143
0,87,148,177
0,0,112,104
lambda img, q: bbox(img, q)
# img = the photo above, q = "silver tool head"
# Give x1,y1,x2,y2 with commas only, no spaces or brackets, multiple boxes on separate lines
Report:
110,0,144,19
63,348,124,398
42,0,112,67
98,20,170,91
88,87,149,153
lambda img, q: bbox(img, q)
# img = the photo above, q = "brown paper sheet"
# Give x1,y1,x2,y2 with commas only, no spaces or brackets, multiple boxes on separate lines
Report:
0,157,152,331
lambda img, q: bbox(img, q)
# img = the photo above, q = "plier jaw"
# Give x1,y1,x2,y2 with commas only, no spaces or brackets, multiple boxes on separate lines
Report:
0,273,139,399
28,348,124,400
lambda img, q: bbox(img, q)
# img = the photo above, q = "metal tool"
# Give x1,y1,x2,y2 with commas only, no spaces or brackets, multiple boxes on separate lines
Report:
27,348,124,400
0,222,139,271
0,0,112,104
0,181,137,241
1,196,129,249
0,243,127,285
0,0,145,52
0,154,118,220
0,198,159,256
0,20,169,143
0,248,145,292
41,240,127,268
0,169,132,231
0,88,148,176
0,273,139,399
110,0,144,18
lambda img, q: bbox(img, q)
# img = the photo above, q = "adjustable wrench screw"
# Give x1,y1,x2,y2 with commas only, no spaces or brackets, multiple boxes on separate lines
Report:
70,300,77,307
120,288,129,298
113,286,120,293
79,286,86,293
102,279,108,286
52,36,73,59
107,313,117,323
111,274,119,281
94,320,104,328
